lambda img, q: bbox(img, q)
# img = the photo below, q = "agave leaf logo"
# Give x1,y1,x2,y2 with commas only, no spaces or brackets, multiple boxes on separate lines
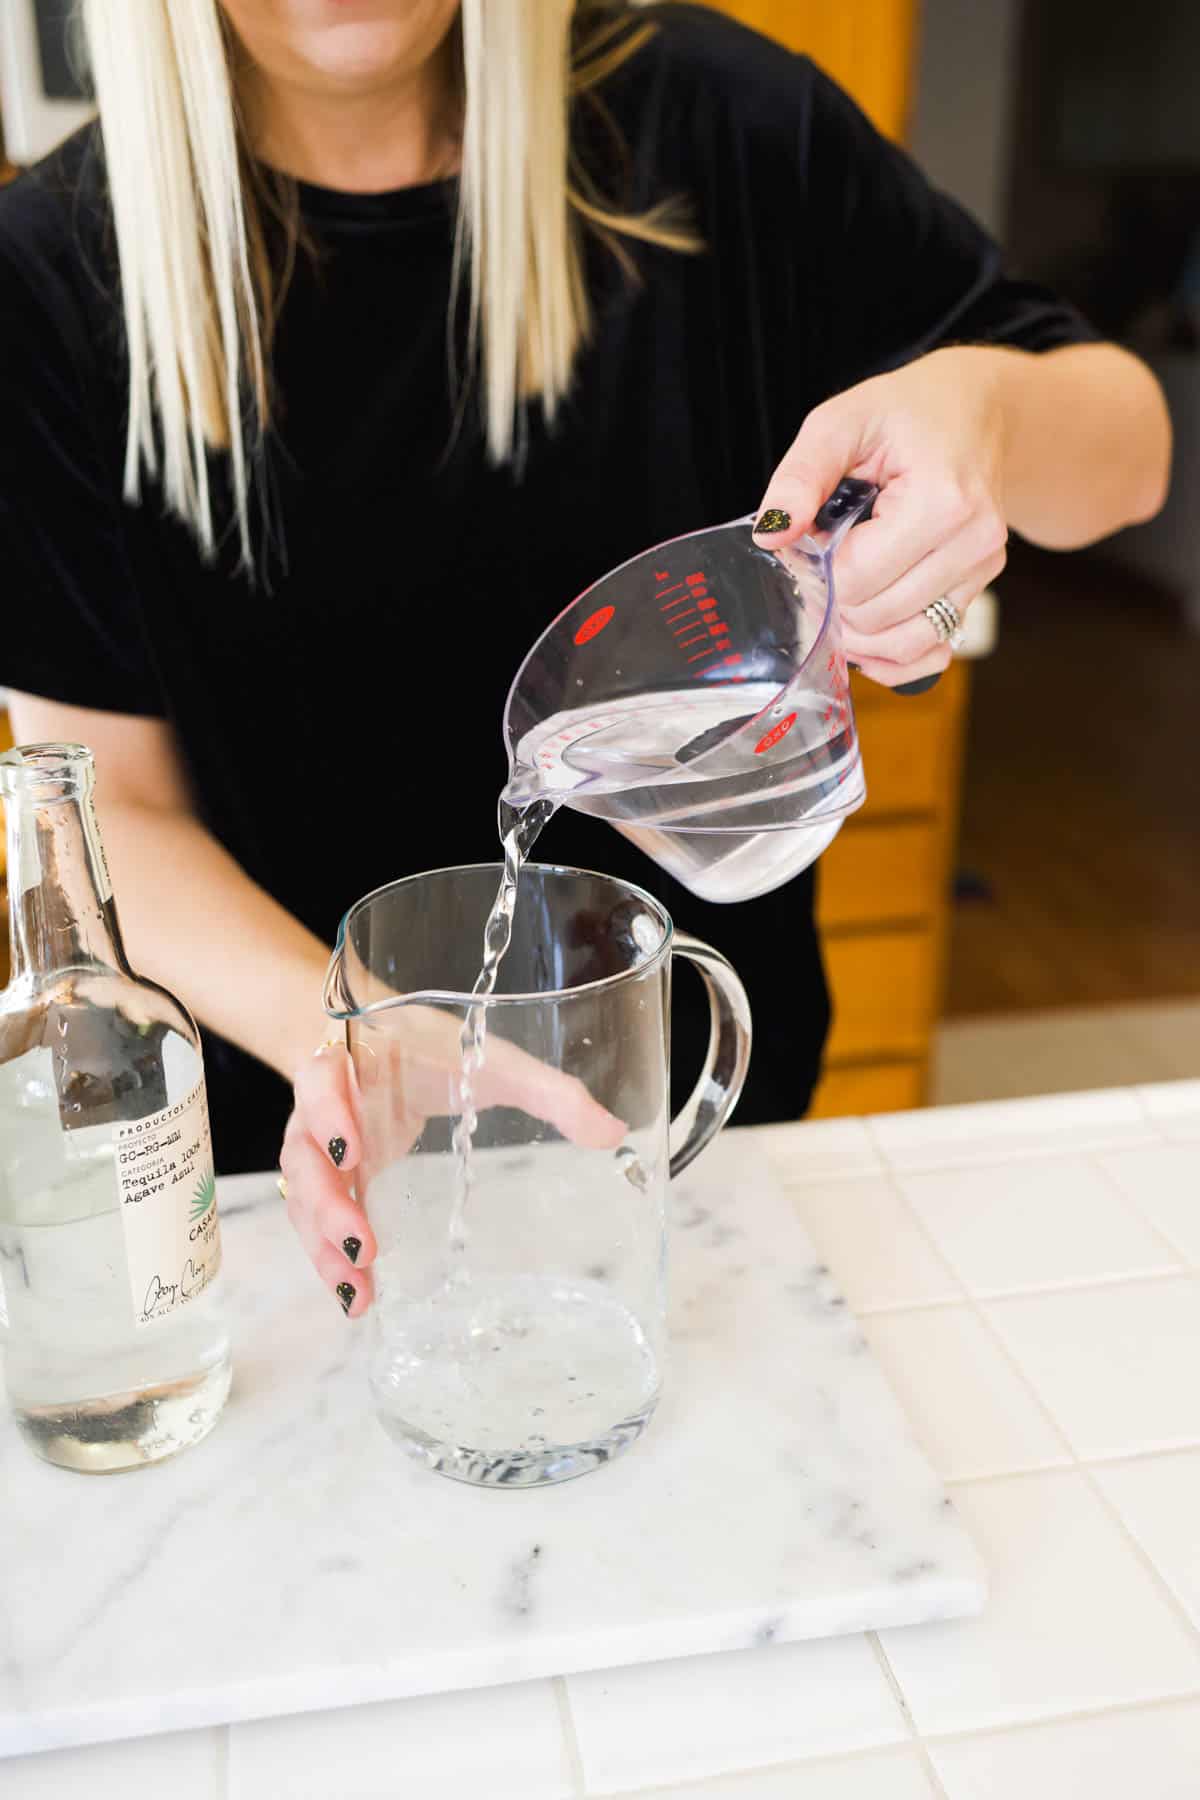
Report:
191,1168,216,1222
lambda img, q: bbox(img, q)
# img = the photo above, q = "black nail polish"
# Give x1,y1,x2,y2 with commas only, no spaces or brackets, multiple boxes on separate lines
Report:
336,1281,355,1315
342,1236,362,1265
328,1136,347,1168
753,507,791,536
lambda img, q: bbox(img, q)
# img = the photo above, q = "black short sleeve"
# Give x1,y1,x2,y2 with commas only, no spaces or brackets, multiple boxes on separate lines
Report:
795,58,1100,393
0,164,164,717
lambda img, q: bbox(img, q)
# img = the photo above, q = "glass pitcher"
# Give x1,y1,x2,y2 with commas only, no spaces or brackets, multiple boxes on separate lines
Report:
324,863,751,1488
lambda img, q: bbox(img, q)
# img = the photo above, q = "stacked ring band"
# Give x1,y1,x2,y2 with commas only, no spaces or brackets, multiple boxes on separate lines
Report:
923,597,965,649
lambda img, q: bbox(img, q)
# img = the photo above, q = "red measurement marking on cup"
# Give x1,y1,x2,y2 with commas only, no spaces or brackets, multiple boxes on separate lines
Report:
754,713,797,755
574,605,614,646
652,567,747,676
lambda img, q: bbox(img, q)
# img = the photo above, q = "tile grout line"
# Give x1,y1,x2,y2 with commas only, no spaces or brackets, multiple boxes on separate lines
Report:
1085,1146,1200,1274
869,1166,1075,1474
865,1630,952,1800
553,1676,588,1800
956,1278,1200,1653
864,1129,1167,1170
870,1150,1200,1652
777,1131,1175,1195
580,1688,1200,1797
918,1687,1200,1749
853,1266,1196,1318
1079,1462,1200,1651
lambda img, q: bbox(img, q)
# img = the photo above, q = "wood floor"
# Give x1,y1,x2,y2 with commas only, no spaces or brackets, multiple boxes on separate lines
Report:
945,539,1200,1016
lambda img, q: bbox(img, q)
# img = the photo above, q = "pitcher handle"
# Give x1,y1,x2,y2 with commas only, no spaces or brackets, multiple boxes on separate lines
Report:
667,932,752,1180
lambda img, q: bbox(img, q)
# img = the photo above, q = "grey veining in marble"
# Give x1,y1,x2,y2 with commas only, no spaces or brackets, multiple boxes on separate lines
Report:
0,1133,985,1756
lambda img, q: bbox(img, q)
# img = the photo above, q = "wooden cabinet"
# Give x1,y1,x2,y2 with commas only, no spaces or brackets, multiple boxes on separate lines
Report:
710,0,965,1119
810,664,969,1116
712,0,919,139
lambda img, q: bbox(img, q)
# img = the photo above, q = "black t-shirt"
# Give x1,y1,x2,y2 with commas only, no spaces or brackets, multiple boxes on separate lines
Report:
0,6,1096,1171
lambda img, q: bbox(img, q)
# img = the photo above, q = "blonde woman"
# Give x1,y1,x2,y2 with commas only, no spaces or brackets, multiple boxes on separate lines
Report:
0,1,1168,1315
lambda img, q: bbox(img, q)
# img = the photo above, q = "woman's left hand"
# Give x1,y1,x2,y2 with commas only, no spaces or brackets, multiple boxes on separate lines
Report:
752,346,1011,688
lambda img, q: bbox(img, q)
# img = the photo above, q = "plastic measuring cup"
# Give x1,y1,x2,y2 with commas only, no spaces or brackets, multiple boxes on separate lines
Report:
503,480,879,903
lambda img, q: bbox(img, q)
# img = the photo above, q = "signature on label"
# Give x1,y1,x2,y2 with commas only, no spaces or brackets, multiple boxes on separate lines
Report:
140,1257,212,1323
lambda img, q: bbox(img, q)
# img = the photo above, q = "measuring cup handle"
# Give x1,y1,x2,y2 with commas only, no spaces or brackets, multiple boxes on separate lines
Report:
667,933,752,1180
812,477,943,698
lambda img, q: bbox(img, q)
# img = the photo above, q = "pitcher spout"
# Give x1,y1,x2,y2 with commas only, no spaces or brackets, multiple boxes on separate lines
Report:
323,926,357,1022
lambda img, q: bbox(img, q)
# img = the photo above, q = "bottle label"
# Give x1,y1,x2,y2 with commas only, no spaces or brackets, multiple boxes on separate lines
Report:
83,794,113,904
115,1079,222,1329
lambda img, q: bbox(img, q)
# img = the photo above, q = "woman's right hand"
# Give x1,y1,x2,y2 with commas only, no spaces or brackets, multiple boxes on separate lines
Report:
280,1016,627,1317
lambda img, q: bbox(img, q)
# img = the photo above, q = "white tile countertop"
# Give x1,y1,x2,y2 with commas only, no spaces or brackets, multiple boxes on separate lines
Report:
6,1080,1200,1798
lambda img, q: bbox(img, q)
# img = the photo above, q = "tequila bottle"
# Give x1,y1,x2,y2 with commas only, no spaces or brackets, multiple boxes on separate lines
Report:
0,744,230,1471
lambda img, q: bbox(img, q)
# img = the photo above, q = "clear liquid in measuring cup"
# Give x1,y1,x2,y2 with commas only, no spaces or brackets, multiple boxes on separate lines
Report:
505,678,863,904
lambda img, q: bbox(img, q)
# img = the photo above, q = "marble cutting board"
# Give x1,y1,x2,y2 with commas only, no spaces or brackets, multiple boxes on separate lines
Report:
0,1132,986,1756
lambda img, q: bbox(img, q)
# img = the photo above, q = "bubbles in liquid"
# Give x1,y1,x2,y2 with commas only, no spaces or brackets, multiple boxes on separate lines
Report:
615,1146,653,1192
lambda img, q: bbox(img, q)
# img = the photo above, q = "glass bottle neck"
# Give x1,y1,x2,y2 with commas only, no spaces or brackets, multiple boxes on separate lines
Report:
2,746,128,986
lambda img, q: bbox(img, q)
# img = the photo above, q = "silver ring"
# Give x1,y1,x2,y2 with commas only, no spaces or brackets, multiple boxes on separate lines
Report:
924,597,965,650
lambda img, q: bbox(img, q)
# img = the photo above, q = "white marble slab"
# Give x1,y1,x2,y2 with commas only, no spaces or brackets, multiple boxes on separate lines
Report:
0,1132,984,1757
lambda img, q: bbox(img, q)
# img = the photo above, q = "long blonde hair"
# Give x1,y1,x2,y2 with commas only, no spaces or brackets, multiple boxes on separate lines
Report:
79,0,694,566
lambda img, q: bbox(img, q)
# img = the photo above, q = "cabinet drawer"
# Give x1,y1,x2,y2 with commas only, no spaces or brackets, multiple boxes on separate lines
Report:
809,1059,925,1119
854,708,951,816
852,661,969,817
823,927,937,1061
818,820,941,929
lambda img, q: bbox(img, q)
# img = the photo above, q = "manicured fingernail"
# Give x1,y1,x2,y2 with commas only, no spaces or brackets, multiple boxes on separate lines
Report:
342,1235,361,1265
336,1281,355,1315
328,1136,347,1168
753,507,790,536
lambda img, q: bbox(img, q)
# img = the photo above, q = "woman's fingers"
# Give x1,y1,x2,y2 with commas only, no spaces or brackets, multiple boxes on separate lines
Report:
292,1043,360,1173
840,554,1001,666
280,1100,375,1314
752,397,865,546
837,504,1006,635
477,1037,627,1149
849,640,953,691
389,1003,627,1149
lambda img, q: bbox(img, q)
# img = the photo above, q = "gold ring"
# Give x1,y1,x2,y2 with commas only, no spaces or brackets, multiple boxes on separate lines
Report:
276,1175,288,1200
